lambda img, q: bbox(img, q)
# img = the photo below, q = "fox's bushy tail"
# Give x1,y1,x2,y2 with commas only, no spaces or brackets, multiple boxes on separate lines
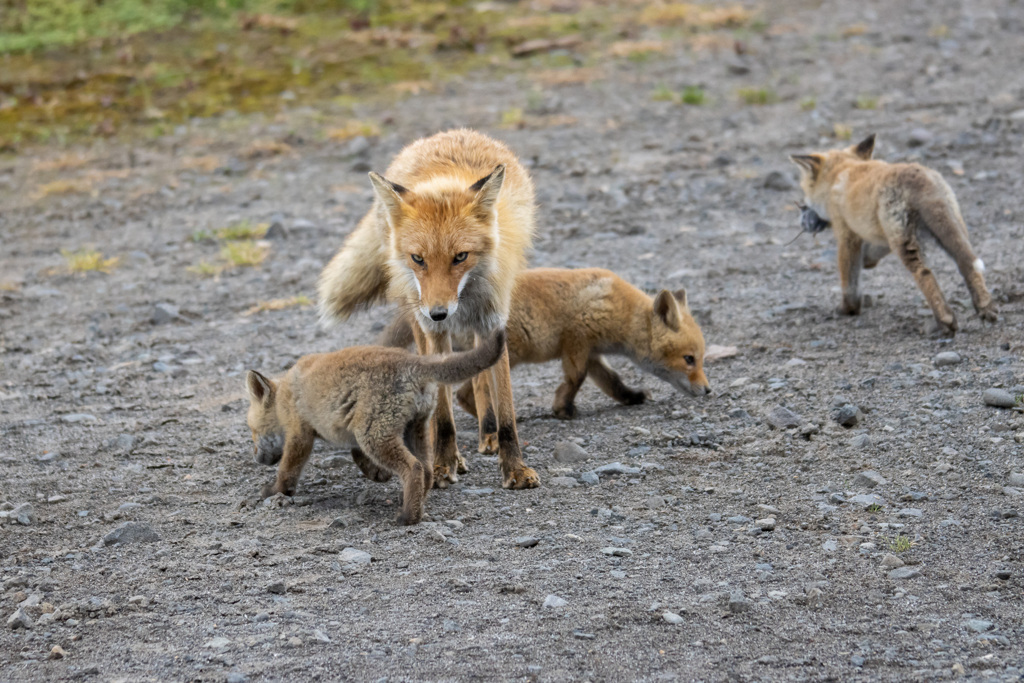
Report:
317,212,390,325
415,329,506,385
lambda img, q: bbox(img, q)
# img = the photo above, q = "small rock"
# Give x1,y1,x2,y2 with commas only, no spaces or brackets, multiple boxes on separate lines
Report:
850,655,866,668
60,413,97,423
933,351,961,367
338,547,372,565
462,487,495,496
822,539,838,553
594,462,641,476
266,581,286,595
515,537,540,548
881,554,904,569
766,406,801,430
727,515,752,524
662,611,685,624
286,636,303,648
579,472,600,486
763,170,796,191
966,619,993,633
728,590,751,613
856,470,887,488
850,494,885,508
49,645,66,660
756,517,776,531
102,521,160,546
888,567,921,580
227,673,249,683
851,434,871,449
601,547,632,557
312,629,331,643
6,607,32,630
9,503,33,525
983,388,1017,409
542,595,567,609
553,441,589,464
318,455,349,469
150,303,179,325
1008,473,1024,487
264,221,288,240
548,476,578,488
907,127,934,147
833,404,861,427
204,637,232,649
897,508,923,518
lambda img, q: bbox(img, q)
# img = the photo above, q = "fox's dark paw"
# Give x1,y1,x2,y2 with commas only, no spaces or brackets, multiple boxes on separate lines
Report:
837,300,861,316
619,389,646,406
552,403,577,420
978,306,998,324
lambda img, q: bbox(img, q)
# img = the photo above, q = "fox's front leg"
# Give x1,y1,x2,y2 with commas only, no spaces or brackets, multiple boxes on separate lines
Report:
471,371,498,455
587,355,646,406
488,340,539,490
835,226,864,315
263,429,315,498
418,328,462,488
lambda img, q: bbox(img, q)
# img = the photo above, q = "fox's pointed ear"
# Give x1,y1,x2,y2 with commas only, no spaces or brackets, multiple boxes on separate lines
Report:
672,288,688,309
246,370,274,404
368,172,409,227
653,290,682,332
852,133,875,160
468,164,505,216
789,154,823,179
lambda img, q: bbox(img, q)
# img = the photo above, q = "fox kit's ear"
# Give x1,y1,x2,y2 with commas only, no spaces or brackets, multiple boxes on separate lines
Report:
672,288,689,309
789,154,823,179
653,290,682,332
852,133,876,160
368,172,409,227
468,164,505,216
246,370,274,404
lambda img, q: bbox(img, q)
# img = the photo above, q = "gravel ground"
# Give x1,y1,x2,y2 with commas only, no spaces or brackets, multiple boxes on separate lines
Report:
2,0,1024,680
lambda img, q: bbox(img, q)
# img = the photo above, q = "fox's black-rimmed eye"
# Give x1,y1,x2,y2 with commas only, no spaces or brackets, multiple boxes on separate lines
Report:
411,254,424,265
453,252,468,264
683,355,695,365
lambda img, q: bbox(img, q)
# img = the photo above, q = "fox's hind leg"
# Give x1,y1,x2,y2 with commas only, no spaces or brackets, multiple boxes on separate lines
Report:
470,372,498,456
352,447,392,483
552,346,590,420
894,233,957,335
405,415,434,496
262,428,315,498
587,355,646,406
362,435,427,526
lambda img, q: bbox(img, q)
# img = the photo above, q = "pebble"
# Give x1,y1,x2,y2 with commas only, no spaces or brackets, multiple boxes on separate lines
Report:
966,619,994,633
3,503,34,525
756,518,776,531
822,539,837,553
727,515,752,524
849,494,885,508
267,581,286,594
579,472,600,486
856,470,886,488
227,673,249,683
150,303,180,325
339,548,372,564
542,595,567,609
205,637,232,649
662,611,685,624
49,645,66,660
515,537,540,548
766,406,801,430
102,521,160,546
850,655,866,668
462,487,495,496
6,607,33,630
833,404,861,427
594,462,641,476
888,567,921,580
553,441,589,464
932,351,961,367
896,508,923,518
601,547,632,557
548,476,578,488
1009,473,1024,487
728,590,751,613
763,170,796,191
983,388,1017,409
850,434,871,449
907,128,934,147
60,413,97,423
318,456,349,469
880,554,904,569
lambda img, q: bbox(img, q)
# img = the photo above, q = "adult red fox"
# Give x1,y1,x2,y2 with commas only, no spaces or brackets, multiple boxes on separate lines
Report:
318,129,539,489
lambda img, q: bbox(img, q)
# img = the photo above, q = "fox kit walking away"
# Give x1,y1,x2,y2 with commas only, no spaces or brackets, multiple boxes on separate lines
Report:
790,134,995,335
245,329,505,525
383,268,710,455
318,129,538,490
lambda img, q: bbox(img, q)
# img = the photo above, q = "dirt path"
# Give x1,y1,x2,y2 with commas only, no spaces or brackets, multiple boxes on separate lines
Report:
2,1,1023,680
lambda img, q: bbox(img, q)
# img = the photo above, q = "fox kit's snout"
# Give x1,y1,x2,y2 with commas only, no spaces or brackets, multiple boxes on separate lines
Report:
369,164,506,329
649,289,710,397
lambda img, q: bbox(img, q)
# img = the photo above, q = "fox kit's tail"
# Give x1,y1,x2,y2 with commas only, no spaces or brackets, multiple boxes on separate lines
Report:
317,212,390,325
415,329,506,385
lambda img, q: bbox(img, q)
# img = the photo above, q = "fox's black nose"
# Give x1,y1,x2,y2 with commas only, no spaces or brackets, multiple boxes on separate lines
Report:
429,307,448,321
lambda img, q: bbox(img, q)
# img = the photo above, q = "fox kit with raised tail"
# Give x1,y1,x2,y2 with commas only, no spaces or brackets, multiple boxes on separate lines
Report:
318,129,538,490
791,134,995,334
245,329,505,525
382,268,710,455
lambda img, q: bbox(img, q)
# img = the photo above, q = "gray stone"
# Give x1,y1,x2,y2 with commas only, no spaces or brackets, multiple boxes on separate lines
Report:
339,547,372,564
933,351,961,367
151,303,179,325
888,567,921,580
542,594,567,609
983,388,1017,409
763,170,796,191
9,503,33,526
318,455,349,469
204,637,232,649
851,655,866,667
897,508,923,518
266,581,286,594
766,406,802,430
60,413,97,423
662,611,685,624
907,128,934,147
113,434,135,452
1009,473,1024,487
594,462,641,476
856,470,886,488
601,547,632,557
727,515,752,524
227,673,249,683
728,590,751,613
515,537,540,548
580,472,600,486
553,441,589,464
851,434,871,449
548,476,578,488
966,619,994,633
833,404,861,427
103,521,160,546
881,554,904,569
6,607,32,630
850,494,885,508
264,221,288,240
462,487,495,496
756,517,776,531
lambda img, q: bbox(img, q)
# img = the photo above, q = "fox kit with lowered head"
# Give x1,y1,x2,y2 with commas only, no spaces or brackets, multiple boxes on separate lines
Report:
245,329,505,525
791,134,995,335
318,129,538,490
383,268,710,454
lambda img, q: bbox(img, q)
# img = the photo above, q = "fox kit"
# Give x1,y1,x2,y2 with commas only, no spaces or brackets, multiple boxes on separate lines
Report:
791,134,995,334
318,129,538,490
244,329,505,525
383,268,710,455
